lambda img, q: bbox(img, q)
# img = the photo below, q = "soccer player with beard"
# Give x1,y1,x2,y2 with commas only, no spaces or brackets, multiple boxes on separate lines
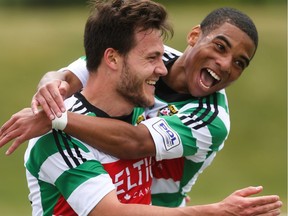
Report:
0,6,283,216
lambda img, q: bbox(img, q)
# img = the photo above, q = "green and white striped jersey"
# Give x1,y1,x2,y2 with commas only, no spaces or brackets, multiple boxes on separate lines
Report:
141,81,230,207
139,46,230,207
25,93,151,216
62,45,230,207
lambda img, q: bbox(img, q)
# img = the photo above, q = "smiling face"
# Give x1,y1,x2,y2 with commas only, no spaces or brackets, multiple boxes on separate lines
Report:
116,28,167,107
184,22,256,97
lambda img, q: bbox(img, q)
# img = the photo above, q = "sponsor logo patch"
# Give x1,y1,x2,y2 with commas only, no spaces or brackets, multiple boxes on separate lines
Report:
152,119,180,151
158,104,178,116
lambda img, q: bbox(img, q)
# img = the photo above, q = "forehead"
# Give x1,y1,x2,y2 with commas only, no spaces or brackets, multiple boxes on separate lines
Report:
207,22,256,58
132,29,164,55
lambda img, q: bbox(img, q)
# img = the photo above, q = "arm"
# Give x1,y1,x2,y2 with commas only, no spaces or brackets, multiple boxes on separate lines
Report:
31,70,82,120
32,57,88,119
0,93,229,159
0,108,155,158
65,112,156,159
0,115,282,214
91,186,282,216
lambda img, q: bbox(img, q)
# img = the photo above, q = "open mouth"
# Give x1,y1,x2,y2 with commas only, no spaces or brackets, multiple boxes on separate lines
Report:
146,80,157,86
200,68,220,89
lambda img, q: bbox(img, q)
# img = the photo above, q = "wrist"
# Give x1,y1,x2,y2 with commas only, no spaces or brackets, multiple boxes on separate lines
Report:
52,110,68,130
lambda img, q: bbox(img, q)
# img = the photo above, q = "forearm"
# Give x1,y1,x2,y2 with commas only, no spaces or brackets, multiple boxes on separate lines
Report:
65,112,155,159
37,71,65,89
111,204,218,216
37,70,82,98
90,190,219,216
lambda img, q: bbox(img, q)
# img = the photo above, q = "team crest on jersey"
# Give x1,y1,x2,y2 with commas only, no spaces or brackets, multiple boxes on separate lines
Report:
152,119,180,151
136,114,145,124
158,105,178,116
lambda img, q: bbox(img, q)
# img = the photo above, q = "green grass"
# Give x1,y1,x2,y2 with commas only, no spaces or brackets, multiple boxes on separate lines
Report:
0,2,286,215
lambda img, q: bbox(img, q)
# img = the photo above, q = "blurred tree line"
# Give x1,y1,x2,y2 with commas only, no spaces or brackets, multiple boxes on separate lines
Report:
0,0,286,7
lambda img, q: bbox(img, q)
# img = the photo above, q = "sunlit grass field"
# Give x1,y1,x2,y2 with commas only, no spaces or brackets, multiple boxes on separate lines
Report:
0,2,286,215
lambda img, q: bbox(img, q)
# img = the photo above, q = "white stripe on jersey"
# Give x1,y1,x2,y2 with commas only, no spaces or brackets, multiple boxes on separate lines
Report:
151,178,180,194
26,170,44,216
189,125,212,162
39,148,95,183
163,45,182,59
68,174,115,216
182,152,218,193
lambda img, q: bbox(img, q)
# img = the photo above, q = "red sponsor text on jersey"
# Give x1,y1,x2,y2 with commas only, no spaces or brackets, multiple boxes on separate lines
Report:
103,157,153,204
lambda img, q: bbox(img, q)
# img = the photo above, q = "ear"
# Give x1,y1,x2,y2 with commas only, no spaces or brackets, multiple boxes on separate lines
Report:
103,48,119,69
187,25,201,46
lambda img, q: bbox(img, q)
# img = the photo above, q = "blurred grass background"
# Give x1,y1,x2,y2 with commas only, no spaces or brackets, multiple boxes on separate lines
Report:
0,1,286,215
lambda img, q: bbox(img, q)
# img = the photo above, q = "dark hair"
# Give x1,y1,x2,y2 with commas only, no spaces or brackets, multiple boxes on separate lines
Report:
200,7,258,50
84,0,173,72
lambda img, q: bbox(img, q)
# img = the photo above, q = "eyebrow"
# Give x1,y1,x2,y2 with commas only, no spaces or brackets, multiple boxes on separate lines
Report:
216,35,250,67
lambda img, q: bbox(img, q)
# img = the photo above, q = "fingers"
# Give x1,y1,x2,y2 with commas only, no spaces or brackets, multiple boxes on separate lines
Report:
222,186,282,216
0,116,16,138
0,109,23,140
234,186,263,197
0,108,33,155
1,108,52,155
259,208,282,216
5,135,25,156
248,195,281,208
251,200,282,216
32,92,55,120
31,98,40,115
0,124,23,155
31,81,66,120
0,129,17,148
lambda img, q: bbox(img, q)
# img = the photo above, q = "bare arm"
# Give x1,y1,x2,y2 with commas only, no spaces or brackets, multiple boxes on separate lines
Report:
31,70,82,120
65,112,156,159
0,108,155,158
90,186,282,216
0,114,282,215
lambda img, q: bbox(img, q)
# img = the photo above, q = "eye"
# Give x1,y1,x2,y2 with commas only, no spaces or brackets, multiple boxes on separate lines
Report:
235,60,245,70
147,55,159,63
215,42,226,53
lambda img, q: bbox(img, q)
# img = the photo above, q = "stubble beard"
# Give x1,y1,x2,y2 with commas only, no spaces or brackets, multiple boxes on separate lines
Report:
117,62,152,108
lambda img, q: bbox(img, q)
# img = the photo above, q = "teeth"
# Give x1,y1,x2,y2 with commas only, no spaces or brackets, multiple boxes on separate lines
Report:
200,80,209,89
146,80,156,85
207,69,220,81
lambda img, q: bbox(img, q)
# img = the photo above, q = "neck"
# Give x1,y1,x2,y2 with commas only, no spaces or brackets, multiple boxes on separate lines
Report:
162,54,189,94
81,73,134,117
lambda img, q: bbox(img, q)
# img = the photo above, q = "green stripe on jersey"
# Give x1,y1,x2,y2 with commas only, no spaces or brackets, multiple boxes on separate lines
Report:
39,180,61,216
209,116,227,148
26,131,90,178
55,160,107,199
181,158,204,188
152,192,185,207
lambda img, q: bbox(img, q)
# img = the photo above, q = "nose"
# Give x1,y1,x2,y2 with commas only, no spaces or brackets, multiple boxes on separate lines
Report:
155,59,168,77
216,55,232,74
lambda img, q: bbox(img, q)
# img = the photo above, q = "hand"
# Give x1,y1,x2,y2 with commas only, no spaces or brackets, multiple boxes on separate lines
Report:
218,186,282,216
0,108,51,155
31,79,69,120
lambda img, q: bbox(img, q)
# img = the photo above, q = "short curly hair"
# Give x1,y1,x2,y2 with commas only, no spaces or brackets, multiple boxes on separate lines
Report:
84,0,173,72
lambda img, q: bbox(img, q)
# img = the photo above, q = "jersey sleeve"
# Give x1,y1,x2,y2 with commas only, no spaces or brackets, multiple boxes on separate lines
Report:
141,104,230,162
25,133,115,215
59,57,89,87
